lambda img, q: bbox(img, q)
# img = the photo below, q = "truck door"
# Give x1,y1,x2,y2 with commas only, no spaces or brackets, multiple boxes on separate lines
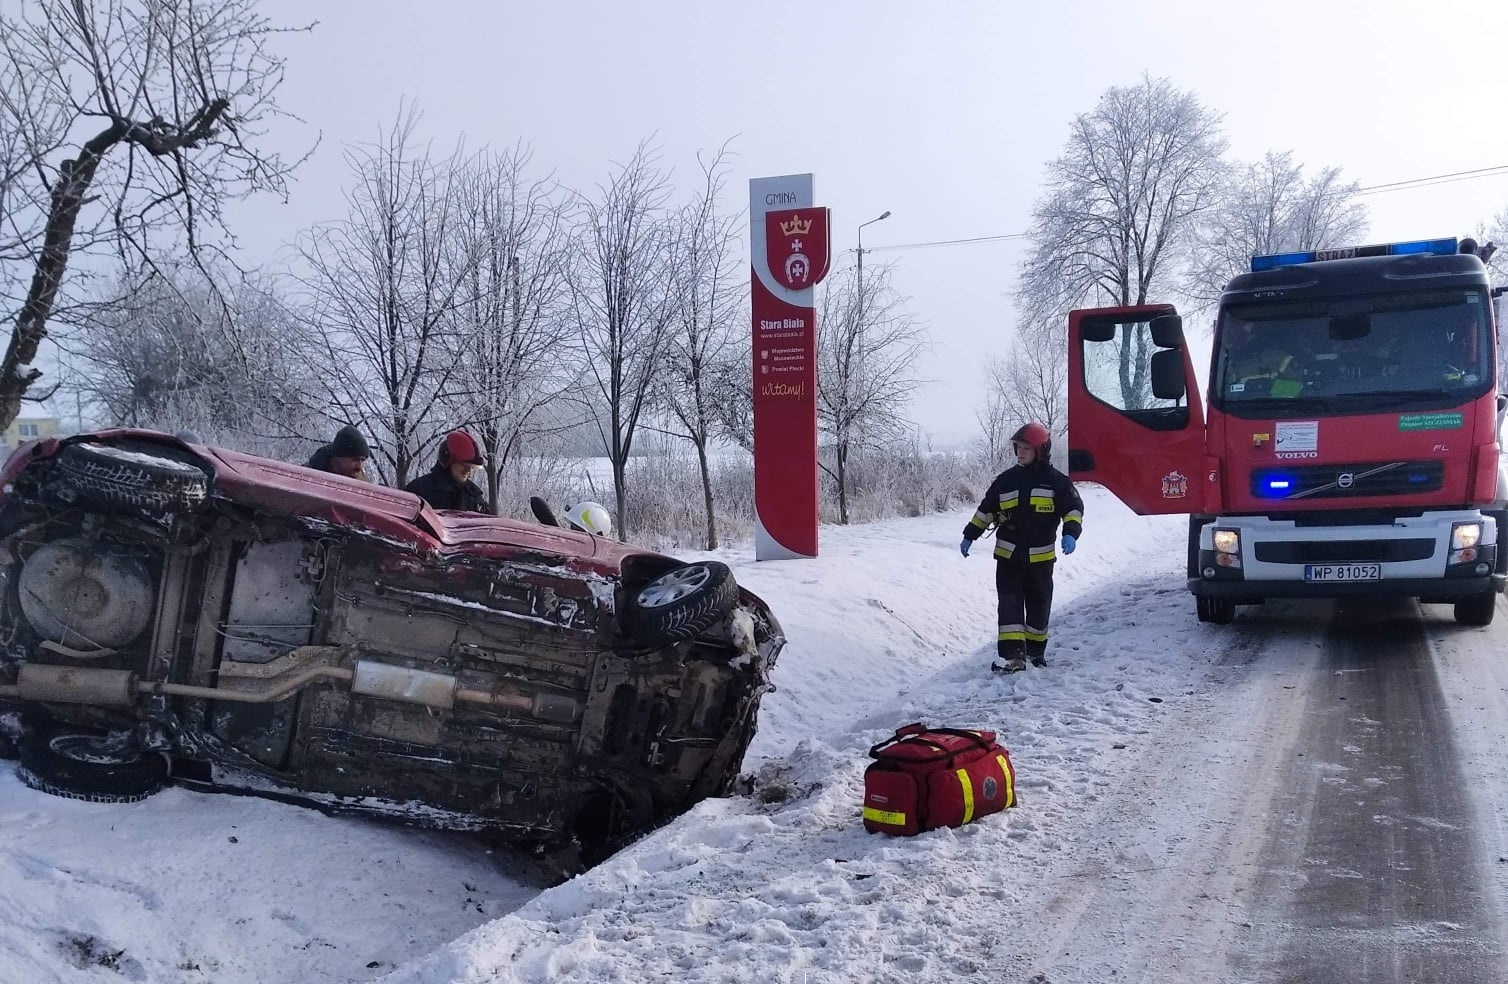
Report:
1067,304,1212,515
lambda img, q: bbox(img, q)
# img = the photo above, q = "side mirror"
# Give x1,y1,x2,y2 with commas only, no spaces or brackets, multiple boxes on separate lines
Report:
1150,349,1186,400
1150,313,1184,348
1081,320,1116,343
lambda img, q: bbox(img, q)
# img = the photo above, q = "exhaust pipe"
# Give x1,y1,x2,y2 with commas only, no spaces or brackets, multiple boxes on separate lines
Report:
6,660,579,724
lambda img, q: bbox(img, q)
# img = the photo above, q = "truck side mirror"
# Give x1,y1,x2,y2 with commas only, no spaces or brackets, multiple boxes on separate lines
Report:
1082,321,1116,343
1150,350,1186,401
1150,313,1184,348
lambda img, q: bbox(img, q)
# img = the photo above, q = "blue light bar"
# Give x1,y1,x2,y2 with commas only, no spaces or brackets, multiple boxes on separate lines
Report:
1268,480,1291,490
1250,237,1459,272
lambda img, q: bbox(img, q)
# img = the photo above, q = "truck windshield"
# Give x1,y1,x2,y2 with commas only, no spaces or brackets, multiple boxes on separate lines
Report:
1213,288,1493,417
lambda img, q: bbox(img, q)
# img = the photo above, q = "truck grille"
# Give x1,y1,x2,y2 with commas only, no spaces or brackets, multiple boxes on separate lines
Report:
1252,539,1436,564
1250,461,1444,500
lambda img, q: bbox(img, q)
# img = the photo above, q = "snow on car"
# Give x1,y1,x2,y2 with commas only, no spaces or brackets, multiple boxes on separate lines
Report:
0,430,784,861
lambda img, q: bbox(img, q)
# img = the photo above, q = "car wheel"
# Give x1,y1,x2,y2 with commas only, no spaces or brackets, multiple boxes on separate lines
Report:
1196,595,1235,624
1454,593,1497,627
49,440,210,513
17,723,167,803
621,561,739,647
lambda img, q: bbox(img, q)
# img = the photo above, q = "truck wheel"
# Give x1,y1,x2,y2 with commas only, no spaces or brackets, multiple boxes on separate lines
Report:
18,722,167,803
50,440,210,513
1196,596,1235,624
1454,593,1497,627
621,562,739,647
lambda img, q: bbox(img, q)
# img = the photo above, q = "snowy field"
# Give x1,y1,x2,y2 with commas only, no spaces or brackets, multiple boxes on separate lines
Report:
9,488,1495,983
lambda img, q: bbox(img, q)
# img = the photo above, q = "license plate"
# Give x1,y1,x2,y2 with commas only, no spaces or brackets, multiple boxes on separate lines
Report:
1304,563,1382,582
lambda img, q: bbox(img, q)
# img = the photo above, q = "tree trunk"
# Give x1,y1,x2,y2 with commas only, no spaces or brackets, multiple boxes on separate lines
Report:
613,458,628,543
695,437,718,550
0,124,127,429
836,440,850,525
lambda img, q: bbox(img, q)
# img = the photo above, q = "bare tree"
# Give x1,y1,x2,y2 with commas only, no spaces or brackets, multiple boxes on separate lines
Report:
569,143,676,538
293,111,472,486
447,145,574,512
67,265,313,449
977,318,1067,469
1187,151,1367,303
1483,209,1508,387
816,260,925,525
1019,75,1226,410
0,0,308,430
656,142,741,549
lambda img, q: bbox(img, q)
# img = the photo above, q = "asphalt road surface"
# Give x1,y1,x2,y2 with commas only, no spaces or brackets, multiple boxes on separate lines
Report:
1025,596,1508,984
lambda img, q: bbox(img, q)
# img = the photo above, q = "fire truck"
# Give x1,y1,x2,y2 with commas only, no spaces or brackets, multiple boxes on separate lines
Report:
1067,237,1508,626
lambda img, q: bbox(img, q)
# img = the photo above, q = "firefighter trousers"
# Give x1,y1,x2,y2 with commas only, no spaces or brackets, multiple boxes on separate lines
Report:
996,559,1055,660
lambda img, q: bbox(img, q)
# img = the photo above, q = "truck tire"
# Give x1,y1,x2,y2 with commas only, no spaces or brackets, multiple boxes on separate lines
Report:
621,562,739,647
1196,595,1235,625
50,441,210,514
1454,593,1497,627
17,722,167,803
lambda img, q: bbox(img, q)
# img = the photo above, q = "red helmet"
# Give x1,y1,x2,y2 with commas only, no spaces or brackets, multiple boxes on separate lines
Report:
1010,421,1052,457
439,430,482,466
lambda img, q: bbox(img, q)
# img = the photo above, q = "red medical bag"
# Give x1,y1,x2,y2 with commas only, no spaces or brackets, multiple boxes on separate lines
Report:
862,723,1017,836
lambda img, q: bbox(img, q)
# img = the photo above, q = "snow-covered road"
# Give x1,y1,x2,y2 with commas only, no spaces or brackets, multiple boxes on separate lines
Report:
6,492,1508,983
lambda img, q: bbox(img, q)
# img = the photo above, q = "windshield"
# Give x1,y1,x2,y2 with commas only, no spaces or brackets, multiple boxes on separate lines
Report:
1213,288,1493,417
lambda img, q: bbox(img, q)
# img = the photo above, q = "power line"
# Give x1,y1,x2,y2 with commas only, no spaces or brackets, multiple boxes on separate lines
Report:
864,162,1508,253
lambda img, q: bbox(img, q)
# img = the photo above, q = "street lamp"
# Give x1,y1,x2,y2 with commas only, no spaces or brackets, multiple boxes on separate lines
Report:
856,210,891,329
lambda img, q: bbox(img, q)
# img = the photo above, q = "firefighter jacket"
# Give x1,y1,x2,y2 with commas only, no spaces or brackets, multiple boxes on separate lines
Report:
962,462,1083,564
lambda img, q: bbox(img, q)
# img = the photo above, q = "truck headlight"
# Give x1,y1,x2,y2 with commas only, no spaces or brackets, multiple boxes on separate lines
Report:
1450,522,1484,566
1211,529,1241,569
1451,523,1482,550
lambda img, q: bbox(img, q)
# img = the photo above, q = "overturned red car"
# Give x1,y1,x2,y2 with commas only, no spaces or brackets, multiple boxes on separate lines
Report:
0,431,783,859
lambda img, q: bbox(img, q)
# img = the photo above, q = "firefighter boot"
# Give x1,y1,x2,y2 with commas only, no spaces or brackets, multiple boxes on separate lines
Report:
1026,638,1048,668
992,641,1029,674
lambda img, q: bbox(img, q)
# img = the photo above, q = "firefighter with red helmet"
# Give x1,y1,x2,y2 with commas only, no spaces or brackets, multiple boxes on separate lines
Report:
960,422,1083,673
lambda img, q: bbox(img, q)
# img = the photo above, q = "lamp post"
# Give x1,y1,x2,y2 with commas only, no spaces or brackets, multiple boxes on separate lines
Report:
855,210,891,318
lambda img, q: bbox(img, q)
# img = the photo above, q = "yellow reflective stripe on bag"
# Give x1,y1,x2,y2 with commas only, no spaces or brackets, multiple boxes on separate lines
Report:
996,754,1016,808
956,768,975,824
862,806,907,827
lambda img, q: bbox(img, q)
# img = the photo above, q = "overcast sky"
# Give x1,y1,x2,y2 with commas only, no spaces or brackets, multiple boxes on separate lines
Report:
222,0,1508,446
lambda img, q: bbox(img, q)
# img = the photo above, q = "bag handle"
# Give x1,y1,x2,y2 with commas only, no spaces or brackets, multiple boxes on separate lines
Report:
868,724,994,762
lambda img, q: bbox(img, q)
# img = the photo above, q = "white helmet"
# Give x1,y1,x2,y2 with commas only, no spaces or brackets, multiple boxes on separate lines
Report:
562,501,612,536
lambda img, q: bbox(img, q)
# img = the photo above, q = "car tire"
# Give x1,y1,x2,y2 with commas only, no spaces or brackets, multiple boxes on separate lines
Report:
1454,593,1497,627
1196,595,1235,625
621,561,739,647
50,441,210,513
17,723,167,803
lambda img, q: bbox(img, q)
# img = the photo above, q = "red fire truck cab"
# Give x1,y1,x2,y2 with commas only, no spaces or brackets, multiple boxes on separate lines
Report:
1067,237,1508,626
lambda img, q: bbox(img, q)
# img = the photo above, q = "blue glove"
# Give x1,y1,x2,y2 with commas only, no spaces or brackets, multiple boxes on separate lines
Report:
1062,534,1077,555
960,537,972,557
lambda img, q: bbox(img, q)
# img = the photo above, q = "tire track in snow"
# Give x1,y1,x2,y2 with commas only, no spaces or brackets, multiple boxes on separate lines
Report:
1234,598,1507,983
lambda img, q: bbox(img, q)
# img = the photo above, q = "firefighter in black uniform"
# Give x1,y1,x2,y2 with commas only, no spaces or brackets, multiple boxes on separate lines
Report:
960,422,1084,673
